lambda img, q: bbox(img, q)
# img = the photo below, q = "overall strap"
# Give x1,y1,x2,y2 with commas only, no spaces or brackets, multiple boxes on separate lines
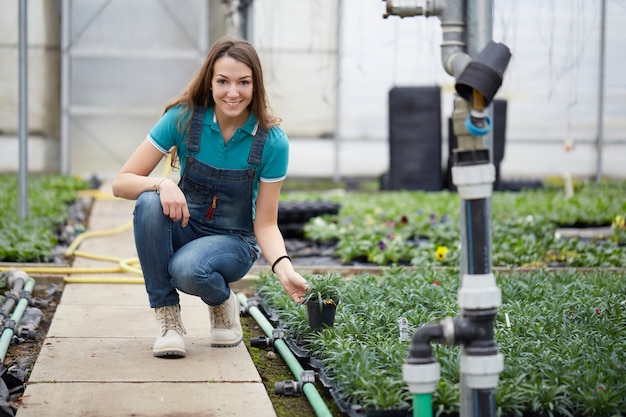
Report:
187,105,206,155
247,126,269,166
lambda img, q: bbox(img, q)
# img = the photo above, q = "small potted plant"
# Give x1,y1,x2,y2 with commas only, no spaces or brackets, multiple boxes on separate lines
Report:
302,272,342,329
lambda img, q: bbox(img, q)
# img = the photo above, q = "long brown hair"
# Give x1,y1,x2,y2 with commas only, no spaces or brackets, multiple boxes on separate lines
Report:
164,37,280,168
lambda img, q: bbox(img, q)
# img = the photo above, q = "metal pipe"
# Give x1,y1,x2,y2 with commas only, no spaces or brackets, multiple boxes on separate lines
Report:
439,0,472,78
333,0,343,182
61,0,71,174
595,0,606,183
18,0,29,218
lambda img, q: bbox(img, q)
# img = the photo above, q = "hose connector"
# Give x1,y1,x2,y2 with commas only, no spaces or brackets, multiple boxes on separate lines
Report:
275,370,315,396
465,111,492,137
250,328,285,349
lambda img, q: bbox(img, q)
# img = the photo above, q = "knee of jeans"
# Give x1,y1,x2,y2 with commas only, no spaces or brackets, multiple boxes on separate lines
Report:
134,191,162,216
169,260,222,292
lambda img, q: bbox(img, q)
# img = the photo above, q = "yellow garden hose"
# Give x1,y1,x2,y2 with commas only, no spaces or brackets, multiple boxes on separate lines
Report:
64,275,145,284
64,220,133,258
0,160,174,283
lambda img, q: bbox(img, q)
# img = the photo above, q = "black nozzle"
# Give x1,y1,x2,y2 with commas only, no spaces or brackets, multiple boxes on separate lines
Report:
250,336,273,349
455,41,512,106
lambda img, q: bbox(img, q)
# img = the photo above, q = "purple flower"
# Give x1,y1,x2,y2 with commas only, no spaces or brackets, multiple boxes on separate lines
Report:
378,240,387,250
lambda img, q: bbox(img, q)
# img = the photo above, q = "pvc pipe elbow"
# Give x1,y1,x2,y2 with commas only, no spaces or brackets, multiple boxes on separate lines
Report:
444,50,472,78
406,323,444,363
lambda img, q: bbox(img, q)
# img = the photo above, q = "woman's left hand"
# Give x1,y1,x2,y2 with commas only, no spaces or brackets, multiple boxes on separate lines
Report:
279,270,309,303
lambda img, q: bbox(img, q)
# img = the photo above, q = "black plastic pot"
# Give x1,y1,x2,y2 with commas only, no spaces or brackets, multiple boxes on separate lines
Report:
306,301,338,329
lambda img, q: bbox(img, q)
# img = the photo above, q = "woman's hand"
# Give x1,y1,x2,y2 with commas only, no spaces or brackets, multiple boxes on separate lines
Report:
278,270,309,303
157,178,190,227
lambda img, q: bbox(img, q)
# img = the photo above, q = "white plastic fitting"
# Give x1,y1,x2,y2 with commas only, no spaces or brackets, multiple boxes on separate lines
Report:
460,352,504,389
451,164,495,200
402,361,441,394
458,273,501,310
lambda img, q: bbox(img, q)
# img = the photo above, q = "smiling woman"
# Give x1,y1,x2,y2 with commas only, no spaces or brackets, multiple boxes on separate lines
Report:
110,37,309,359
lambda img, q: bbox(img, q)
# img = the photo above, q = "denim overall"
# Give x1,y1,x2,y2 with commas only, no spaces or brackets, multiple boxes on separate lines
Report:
133,106,266,308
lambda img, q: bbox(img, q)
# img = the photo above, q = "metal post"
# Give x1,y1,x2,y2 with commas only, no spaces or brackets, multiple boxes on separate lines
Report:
595,0,606,183
18,0,29,218
333,0,343,182
61,0,70,174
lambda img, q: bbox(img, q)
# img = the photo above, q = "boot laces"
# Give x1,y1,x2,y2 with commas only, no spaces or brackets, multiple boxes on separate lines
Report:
210,302,231,329
156,305,186,336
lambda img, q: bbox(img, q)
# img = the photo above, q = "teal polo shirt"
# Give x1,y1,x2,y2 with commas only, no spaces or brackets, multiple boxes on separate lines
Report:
148,105,289,215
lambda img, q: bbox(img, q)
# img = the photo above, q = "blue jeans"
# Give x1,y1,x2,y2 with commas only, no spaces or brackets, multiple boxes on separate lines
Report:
133,192,259,308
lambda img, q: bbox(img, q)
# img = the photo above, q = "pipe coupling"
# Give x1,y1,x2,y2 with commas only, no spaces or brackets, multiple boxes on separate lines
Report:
460,353,504,389
458,273,501,310
451,164,495,200
402,361,440,394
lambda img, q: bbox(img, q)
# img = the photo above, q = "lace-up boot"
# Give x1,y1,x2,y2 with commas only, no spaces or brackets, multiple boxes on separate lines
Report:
209,291,242,347
153,304,186,358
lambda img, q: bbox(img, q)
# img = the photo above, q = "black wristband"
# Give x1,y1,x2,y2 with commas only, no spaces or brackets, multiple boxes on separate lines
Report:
271,255,291,273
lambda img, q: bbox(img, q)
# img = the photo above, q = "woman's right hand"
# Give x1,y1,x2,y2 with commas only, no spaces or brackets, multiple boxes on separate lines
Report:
157,178,190,227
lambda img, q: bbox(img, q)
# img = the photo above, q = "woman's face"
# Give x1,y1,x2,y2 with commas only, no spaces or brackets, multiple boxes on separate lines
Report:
211,56,253,123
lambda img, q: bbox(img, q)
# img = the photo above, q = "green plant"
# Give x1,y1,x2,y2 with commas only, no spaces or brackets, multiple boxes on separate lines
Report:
611,215,626,245
255,268,626,415
0,174,89,262
292,181,626,268
302,272,342,308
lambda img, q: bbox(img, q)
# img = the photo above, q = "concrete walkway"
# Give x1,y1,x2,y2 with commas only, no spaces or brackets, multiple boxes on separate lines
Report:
17,186,278,417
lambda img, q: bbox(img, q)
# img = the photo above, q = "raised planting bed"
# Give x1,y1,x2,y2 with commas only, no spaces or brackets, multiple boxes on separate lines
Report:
0,174,91,264
252,268,626,417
